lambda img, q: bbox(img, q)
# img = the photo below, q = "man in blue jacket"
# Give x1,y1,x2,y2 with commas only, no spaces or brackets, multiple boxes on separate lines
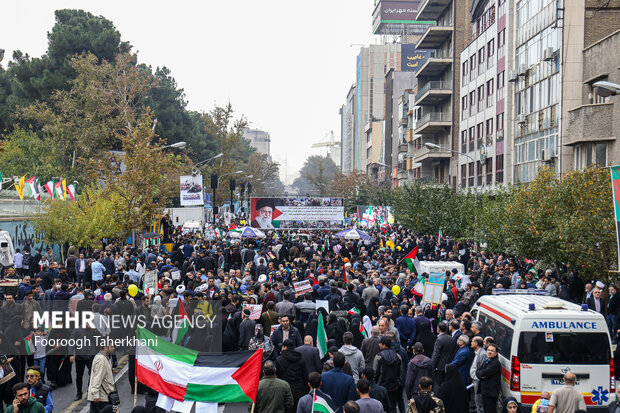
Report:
449,334,473,385
394,305,416,350
321,352,357,410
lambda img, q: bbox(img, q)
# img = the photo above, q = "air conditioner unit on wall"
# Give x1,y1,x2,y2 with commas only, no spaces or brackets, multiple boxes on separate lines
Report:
543,47,555,61
508,70,518,82
519,64,529,76
517,114,526,123
542,148,554,161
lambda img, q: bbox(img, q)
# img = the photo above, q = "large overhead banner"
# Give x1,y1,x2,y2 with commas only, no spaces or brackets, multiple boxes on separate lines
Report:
180,175,204,206
249,197,344,229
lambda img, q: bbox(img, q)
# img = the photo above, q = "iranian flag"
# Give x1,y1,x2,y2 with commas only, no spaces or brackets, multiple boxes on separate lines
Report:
316,312,328,358
171,298,190,345
312,389,338,413
136,328,262,403
44,180,55,199
24,334,35,355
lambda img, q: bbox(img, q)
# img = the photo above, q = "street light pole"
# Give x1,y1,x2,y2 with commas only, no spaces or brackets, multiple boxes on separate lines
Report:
424,142,479,243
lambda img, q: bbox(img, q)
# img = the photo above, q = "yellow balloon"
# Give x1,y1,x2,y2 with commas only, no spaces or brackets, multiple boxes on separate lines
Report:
392,285,401,296
128,284,138,297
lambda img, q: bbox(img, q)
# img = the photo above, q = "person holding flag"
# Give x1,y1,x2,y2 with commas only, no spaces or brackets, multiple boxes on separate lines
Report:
297,372,339,413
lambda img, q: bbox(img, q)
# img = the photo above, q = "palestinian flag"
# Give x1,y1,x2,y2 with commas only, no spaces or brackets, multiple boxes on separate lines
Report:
44,180,55,199
402,246,421,275
172,299,190,345
316,312,328,358
229,223,242,236
312,389,338,413
24,177,40,200
24,334,35,355
136,328,262,403
54,180,65,200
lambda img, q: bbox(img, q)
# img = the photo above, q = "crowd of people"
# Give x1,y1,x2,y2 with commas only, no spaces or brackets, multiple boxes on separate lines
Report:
0,224,616,413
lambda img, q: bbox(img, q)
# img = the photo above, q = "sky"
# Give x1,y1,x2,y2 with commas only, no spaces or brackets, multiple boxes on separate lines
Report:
1,1,378,185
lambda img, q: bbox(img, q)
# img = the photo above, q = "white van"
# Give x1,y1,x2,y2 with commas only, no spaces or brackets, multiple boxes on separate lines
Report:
473,292,613,411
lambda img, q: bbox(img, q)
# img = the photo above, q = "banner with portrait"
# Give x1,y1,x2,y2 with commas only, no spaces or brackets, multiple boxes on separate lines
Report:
180,175,204,206
249,197,344,230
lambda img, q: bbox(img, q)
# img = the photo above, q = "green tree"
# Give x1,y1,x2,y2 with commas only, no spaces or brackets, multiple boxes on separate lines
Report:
293,155,339,196
33,185,123,252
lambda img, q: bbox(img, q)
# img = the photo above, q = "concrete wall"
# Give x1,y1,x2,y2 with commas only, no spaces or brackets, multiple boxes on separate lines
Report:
0,220,59,259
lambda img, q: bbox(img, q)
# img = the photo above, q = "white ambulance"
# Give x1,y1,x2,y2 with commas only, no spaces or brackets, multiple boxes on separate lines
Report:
472,292,613,411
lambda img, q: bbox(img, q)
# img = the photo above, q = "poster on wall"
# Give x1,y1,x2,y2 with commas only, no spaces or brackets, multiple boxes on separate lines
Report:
180,175,204,206
249,197,344,230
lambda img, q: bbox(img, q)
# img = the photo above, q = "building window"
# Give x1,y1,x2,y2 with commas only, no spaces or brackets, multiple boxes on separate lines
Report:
498,29,505,48
487,39,495,58
469,127,475,152
497,112,504,131
575,142,607,169
463,61,468,80
496,154,504,183
486,118,494,137
478,48,485,66
487,79,494,107
470,91,476,114
478,85,484,111
462,130,467,153
462,95,468,111
486,158,493,185
461,164,467,187
469,162,475,187
477,161,483,186
497,71,505,90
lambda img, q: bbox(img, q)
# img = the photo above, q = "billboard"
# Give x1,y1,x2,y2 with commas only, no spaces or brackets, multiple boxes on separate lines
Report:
249,197,344,229
180,175,204,206
356,205,394,228
401,44,430,72
372,0,433,35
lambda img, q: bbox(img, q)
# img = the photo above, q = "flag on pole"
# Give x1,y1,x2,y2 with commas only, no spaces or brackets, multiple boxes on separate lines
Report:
61,179,67,200
136,327,262,403
24,177,40,200
438,229,443,241
15,176,25,200
66,184,76,201
401,246,421,275
0,171,3,190
311,389,338,413
24,334,35,355
316,313,328,358
171,299,190,345
44,180,55,199
54,180,64,200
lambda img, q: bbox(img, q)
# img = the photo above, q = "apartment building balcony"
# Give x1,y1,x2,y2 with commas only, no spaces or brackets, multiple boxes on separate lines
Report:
417,0,452,20
415,81,452,106
566,103,615,146
416,51,453,79
414,144,452,163
414,112,451,135
417,25,454,49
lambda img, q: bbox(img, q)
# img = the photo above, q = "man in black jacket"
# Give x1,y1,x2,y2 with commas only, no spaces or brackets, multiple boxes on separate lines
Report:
361,367,391,413
275,339,309,408
373,336,402,413
476,343,501,413
431,322,456,386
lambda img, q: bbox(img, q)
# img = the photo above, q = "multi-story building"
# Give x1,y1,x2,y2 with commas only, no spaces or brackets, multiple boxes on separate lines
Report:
458,0,513,189
340,85,357,174
564,1,620,171
243,128,271,160
412,0,473,185
350,44,401,173
382,69,417,187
